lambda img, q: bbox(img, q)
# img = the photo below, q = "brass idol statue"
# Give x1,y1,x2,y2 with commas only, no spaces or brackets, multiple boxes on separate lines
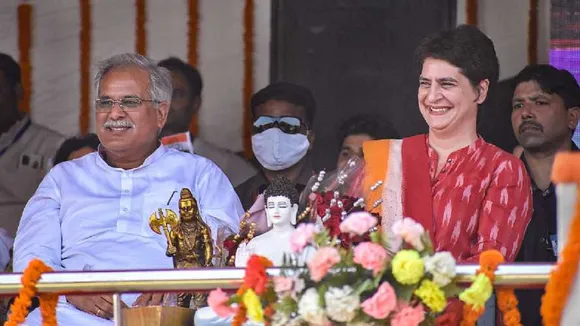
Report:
149,188,214,310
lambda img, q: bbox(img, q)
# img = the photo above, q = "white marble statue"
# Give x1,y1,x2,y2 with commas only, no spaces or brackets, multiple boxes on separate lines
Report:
235,195,298,267
195,176,311,326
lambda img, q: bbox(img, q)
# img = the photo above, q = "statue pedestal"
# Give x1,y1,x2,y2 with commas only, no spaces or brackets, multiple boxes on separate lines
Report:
122,306,193,326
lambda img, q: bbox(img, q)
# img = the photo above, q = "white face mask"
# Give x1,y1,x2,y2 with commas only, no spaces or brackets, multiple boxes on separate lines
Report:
251,128,310,171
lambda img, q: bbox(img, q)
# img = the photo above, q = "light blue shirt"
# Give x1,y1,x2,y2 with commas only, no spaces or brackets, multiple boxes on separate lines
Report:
13,145,244,325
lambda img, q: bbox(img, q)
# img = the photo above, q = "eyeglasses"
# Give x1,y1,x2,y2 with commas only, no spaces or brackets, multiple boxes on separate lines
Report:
252,116,307,135
94,97,160,111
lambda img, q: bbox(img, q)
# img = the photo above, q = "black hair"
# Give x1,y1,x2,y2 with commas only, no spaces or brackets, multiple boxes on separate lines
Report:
513,64,580,109
415,25,500,94
250,82,316,127
337,114,399,148
263,175,300,205
0,53,21,88
54,133,100,165
157,57,203,99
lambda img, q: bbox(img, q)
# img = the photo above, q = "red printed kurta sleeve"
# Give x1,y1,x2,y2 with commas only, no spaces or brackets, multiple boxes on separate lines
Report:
466,159,533,262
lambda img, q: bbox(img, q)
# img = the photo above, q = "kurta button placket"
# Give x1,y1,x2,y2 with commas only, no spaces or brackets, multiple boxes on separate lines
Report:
118,170,134,232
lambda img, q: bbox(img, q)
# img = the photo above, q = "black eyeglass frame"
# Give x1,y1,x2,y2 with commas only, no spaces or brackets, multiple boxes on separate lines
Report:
252,115,309,135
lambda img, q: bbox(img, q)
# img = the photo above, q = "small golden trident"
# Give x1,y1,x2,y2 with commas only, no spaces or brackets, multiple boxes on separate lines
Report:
149,208,179,256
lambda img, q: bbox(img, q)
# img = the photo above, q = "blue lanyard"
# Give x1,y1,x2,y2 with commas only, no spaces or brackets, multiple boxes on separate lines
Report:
0,119,32,158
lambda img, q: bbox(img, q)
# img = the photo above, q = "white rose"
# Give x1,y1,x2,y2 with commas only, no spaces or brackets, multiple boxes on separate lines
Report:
324,286,360,322
424,251,456,287
271,312,289,326
298,288,328,325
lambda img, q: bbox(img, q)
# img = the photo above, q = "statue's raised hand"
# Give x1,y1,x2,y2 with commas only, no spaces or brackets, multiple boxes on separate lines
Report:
234,242,251,267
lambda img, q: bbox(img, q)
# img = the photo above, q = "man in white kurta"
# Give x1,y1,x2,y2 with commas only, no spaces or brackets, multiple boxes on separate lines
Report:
12,53,244,325
14,144,242,325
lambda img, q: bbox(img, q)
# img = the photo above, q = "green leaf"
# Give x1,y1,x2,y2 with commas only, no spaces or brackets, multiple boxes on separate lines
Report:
421,232,434,256
370,230,381,244
419,313,437,326
354,279,375,296
392,282,417,302
317,284,328,307
263,286,279,304
274,295,298,315
348,310,373,324
440,283,464,298
313,228,331,247
226,294,240,305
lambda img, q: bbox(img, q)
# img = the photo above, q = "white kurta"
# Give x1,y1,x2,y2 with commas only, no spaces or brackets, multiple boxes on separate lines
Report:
13,144,244,325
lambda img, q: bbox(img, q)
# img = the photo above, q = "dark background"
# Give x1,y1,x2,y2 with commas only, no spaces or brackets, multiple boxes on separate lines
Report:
270,0,457,170
268,0,521,171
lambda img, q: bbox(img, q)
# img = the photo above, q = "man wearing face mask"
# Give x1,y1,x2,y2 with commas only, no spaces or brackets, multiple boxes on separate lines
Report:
235,82,316,211
157,57,257,187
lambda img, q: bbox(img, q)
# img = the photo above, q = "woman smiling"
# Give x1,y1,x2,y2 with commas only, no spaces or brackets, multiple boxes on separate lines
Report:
363,25,532,264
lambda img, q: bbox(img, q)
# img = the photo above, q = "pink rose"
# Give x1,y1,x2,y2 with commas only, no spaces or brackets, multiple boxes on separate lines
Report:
290,223,316,252
207,288,236,317
307,247,341,282
391,303,425,326
392,217,425,251
353,242,388,275
273,276,293,294
361,282,397,319
339,212,377,236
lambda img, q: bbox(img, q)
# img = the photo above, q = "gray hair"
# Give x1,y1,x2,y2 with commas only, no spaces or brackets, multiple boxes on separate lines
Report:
94,53,172,104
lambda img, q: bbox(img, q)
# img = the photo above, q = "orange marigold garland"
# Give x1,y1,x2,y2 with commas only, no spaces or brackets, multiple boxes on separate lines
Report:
187,0,200,136
79,0,92,135
5,259,57,326
465,0,478,26
243,255,273,295
242,0,255,160
135,0,147,55
263,305,275,326
541,189,580,325
231,255,272,326
232,303,248,326
460,250,504,326
17,2,32,114
497,287,521,326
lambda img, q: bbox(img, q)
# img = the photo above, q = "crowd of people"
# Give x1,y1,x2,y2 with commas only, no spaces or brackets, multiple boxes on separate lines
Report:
0,23,579,325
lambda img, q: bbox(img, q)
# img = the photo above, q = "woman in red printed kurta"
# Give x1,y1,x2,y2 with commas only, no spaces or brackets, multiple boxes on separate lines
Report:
363,25,532,325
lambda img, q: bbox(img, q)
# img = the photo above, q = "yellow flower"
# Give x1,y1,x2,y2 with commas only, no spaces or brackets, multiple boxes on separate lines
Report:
392,250,424,285
414,279,447,313
459,273,493,310
242,289,264,322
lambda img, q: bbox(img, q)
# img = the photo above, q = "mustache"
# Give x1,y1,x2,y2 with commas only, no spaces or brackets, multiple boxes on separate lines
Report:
103,120,135,128
519,121,543,133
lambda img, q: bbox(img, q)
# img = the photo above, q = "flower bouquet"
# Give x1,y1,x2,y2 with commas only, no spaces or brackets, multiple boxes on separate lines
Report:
208,212,464,326
300,157,377,249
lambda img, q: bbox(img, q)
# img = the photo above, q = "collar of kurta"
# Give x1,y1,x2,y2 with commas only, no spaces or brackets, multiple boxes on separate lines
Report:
96,142,167,171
